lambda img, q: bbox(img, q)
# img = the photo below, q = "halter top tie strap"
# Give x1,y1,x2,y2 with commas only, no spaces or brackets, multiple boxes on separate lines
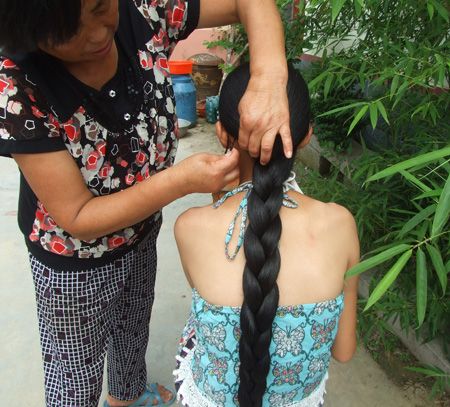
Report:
212,171,302,260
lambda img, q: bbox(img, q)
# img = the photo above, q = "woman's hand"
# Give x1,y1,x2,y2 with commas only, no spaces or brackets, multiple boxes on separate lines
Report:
197,0,290,164
176,149,240,194
238,73,292,165
13,149,239,241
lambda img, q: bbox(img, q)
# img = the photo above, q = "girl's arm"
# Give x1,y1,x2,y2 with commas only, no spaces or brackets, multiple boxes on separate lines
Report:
198,0,291,164
174,209,197,289
331,274,359,363
331,214,360,363
13,149,239,241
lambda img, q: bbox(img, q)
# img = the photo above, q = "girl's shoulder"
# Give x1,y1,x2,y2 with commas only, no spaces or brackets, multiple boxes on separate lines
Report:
288,191,356,227
290,189,352,218
174,204,215,238
175,193,244,235
285,192,359,258
318,200,356,230
319,200,359,253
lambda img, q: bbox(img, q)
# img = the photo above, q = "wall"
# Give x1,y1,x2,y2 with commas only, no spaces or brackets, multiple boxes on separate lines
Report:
170,28,228,61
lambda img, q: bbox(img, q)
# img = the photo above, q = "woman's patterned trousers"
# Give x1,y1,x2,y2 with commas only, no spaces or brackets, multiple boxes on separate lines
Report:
29,220,161,407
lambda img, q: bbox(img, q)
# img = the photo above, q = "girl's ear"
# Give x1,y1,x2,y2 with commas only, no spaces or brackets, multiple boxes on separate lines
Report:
215,121,230,149
299,125,314,149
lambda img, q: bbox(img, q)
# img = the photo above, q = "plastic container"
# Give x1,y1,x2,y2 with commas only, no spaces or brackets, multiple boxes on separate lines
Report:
206,95,219,123
177,118,191,138
169,60,197,125
168,60,194,74
190,53,224,102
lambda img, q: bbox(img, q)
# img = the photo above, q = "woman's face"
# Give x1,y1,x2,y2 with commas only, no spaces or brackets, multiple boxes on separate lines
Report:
39,0,119,63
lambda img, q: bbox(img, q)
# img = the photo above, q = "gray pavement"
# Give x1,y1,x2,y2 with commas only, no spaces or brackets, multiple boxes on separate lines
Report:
0,120,426,406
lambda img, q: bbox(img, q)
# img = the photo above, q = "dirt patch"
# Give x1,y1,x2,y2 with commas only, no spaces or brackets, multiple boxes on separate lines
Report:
363,323,449,406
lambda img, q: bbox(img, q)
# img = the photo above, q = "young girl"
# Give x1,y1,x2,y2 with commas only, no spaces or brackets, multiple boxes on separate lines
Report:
173,63,360,407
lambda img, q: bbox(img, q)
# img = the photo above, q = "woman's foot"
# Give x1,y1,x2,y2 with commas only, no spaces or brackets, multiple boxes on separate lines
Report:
106,384,174,406
149,385,174,405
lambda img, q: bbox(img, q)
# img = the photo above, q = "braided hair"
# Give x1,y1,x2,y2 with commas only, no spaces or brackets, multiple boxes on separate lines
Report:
218,63,311,407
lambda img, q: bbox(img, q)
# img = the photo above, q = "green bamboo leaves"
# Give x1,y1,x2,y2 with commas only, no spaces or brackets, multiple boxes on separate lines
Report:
342,100,390,136
297,0,448,392
331,0,347,22
416,248,427,327
346,244,413,312
432,173,450,237
347,241,445,324
350,146,449,317
398,205,436,238
365,145,450,247
376,100,389,125
346,244,411,278
348,105,368,135
331,0,366,22
366,146,450,183
426,244,447,295
428,0,449,22
364,250,413,311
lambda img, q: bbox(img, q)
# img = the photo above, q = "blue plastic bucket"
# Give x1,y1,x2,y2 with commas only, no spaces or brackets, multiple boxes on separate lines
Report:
171,74,197,126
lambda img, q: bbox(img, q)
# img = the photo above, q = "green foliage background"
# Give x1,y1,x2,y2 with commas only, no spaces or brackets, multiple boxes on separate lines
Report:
297,0,450,394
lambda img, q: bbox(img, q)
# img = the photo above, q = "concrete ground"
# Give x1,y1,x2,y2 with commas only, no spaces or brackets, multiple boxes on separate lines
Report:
0,120,427,406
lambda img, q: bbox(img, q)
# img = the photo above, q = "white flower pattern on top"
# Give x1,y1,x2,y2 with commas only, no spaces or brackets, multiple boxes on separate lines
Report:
199,323,227,352
268,389,298,405
273,325,305,357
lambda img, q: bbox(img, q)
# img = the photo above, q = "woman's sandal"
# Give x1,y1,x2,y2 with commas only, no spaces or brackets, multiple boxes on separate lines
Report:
103,383,176,407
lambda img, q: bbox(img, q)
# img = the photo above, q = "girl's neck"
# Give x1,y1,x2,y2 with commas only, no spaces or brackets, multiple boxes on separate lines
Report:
237,151,254,185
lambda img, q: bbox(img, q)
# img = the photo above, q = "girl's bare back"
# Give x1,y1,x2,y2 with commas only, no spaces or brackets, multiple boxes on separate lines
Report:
175,190,359,308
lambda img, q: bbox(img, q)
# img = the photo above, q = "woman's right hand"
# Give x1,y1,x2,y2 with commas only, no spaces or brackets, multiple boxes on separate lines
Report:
175,148,240,194
12,148,239,241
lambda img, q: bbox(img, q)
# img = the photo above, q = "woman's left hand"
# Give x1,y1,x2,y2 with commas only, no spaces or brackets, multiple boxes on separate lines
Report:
238,73,292,165
198,0,290,165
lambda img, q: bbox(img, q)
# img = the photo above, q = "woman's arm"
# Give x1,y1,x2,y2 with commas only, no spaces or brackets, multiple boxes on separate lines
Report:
198,0,291,164
13,149,239,241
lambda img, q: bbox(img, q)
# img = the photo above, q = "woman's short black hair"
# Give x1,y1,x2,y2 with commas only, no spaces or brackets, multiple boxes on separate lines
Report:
0,0,82,53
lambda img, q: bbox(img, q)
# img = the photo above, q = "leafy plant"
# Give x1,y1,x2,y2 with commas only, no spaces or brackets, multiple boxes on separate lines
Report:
287,0,450,396
204,1,304,72
204,24,249,73
294,145,450,398
299,0,448,152
406,365,450,398
346,147,450,327
300,0,450,329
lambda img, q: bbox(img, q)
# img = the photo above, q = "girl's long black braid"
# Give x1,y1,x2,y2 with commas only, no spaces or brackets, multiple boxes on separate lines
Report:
219,62,311,407
238,151,292,406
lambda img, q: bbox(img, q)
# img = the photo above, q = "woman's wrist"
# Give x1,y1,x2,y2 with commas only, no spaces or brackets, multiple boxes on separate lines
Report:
249,65,288,88
163,164,192,198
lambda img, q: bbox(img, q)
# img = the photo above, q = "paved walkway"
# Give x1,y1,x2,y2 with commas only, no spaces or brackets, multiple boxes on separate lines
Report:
0,120,425,406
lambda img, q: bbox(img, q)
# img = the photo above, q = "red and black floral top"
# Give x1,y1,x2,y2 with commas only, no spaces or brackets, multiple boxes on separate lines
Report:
0,0,199,270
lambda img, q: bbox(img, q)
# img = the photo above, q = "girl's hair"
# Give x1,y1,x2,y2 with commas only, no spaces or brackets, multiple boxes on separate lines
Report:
219,62,311,407
0,0,82,53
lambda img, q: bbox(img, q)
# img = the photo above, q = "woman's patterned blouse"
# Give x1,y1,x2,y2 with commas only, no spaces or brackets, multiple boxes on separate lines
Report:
0,0,199,269
175,289,344,406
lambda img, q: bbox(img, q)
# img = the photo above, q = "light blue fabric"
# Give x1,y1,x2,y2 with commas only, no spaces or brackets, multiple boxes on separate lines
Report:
180,289,344,406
